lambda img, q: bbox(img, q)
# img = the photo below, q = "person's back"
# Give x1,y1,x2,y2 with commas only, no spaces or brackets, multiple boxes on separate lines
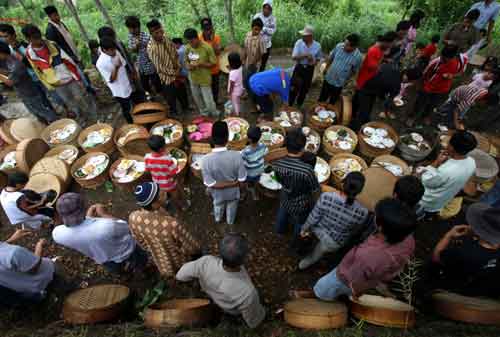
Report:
203,149,245,185
249,68,290,101
273,155,318,200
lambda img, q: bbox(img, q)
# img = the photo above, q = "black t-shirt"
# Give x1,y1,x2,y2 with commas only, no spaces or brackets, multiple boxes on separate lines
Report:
360,63,401,99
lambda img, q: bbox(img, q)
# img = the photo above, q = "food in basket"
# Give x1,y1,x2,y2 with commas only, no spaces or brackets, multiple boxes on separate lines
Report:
186,117,213,142
312,105,336,123
0,151,16,170
393,96,404,107
117,127,142,146
57,148,78,164
259,125,284,146
190,153,206,171
400,132,431,152
82,128,112,149
225,118,249,142
325,128,356,151
275,110,302,128
152,123,183,144
332,158,363,180
362,127,395,149
373,161,404,176
314,158,330,184
259,170,282,190
48,124,77,144
304,127,320,153
170,148,187,173
74,155,109,180
112,158,146,183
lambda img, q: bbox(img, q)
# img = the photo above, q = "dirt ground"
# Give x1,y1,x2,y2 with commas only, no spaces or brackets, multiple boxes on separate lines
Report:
1,54,500,337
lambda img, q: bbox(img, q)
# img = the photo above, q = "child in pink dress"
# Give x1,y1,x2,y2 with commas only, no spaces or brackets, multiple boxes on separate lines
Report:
227,52,244,116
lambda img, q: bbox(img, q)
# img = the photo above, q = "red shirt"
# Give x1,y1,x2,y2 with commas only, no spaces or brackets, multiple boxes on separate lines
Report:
356,44,384,90
423,56,467,94
421,43,437,59
144,151,178,191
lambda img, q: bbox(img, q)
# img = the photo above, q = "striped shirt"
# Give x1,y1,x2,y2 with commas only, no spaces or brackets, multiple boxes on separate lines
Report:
450,83,488,115
144,151,178,191
325,43,363,87
128,31,156,75
147,37,180,85
241,143,269,178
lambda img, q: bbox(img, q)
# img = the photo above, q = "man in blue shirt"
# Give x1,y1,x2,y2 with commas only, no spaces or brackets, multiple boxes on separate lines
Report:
249,67,291,117
468,0,500,44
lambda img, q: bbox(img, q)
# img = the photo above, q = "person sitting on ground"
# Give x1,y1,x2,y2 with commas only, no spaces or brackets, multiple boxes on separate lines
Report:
52,193,146,274
201,121,247,226
443,9,481,54
430,202,500,297
0,230,54,306
417,131,477,219
129,182,201,279
241,126,268,201
249,67,291,118
311,198,416,301
393,175,425,213
298,172,370,270
176,233,266,328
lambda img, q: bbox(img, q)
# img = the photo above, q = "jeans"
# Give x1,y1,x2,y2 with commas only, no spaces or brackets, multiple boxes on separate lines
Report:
54,80,97,122
313,267,352,301
319,81,343,105
259,48,271,72
299,239,342,270
162,82,178,115
353,90,377,127
289,64,315,107
275,206,305,239
255,94,274,114
213,199,239,225
211,73,220,103
140,73,163,94
102,245,148,274
436,99,458,128
191,81,218,116
174,79,190,111
115,96,134,124
22,92,58,124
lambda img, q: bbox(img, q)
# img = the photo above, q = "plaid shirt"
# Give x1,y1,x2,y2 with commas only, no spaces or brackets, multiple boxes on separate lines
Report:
128,32,156,75
147,37,180,85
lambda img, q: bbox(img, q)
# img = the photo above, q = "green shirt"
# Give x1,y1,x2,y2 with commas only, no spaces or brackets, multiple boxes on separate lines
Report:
185,42,216,86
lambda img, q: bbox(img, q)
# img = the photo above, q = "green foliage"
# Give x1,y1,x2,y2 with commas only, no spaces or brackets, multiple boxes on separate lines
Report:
135,280,166,318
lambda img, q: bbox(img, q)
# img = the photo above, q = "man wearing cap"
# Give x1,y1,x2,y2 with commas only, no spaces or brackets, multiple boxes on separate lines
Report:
254,0,276,72
129,182,201,279
52,193,146,274
431,203,500,297
289,25,322,108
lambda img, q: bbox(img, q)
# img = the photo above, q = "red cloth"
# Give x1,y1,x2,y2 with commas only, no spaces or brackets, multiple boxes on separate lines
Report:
423,57,466,94
356,45,384,90
28,44,81,81
421,43,437,59
337,234,415,294
144,151,178,192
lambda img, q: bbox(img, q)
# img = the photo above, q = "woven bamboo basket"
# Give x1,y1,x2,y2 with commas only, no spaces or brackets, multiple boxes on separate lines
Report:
358,122,399,158
0,119,17,145
109,155,150,192
357,167,398,211
308,103,340,132
467,149,499,184
432,291,500,325
78,123,115,155
44,145,80,166
132,102,168,125
371,155,411,177
71,152,111,189
113,124,150,157
350,295,416,328
29,157,71,190
264,147,288,163
143,299,214,328
258,122,286,150
63,284,130,324
304,127,321,154
0,171,7,190
10,118,45,142
341,95,353,126
322,125,358,156
225,117,250,150
15,138,49,174
275,106,303,131
487,135,500,158
25,173,64,204
329,153,368,188
0,144,19,174
471,131,491,153
185,116,215,146
189,143,212,179
40,119,81,148
257,179,281,199
170,148,188,177
151,119,184,149
284,299,348,330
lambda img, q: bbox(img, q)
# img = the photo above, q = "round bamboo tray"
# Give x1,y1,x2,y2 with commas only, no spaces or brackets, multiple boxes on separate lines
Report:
25,173,64,204
304,127,321,154
0,171,7,190
467,149,499,184
308,103,339,132
0,119,17,145
185,116,214,145
258,122,286,150
40,119,81,147
350,295,416,328
0,144,19,174
151,119,184,149
144,299,214,328
432,291,500,325
322,125,358,156
78,123,115,155
358,122,399,158
284,298,348,330
29,157,71,190
371,155,411,177
471,131,491,153
10,118,45,142
224,117,250,150
71,152,111,189
170,148,189,177
44,145,80,166
329,153,368,188
275,106,303,131
109,155,149,192
357,167,398,211
189,143,212,179
63,284,130,324
132,102,168,125
113,124,150,157
15,138,49,174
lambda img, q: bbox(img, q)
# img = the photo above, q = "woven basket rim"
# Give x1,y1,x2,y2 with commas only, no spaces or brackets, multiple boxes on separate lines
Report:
65,284,130,311
131,102,168,115
71,152,110,180
284,298,348,316
0,119,18,145
359,121,399,149
40,119,80,144
10,118,45,142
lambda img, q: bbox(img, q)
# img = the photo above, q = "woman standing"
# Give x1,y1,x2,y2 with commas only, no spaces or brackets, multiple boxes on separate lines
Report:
254,0,276,72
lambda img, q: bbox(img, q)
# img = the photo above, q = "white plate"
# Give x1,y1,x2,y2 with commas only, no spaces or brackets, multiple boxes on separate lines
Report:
338,141,352,150
373,128,388,137
259,173,282,190
280,120,292,128
302,126,311,136
382,138,395,148
411,133,424,142
271,133,284,144
317,110,330,119
363,127,375,136
88,155,107,166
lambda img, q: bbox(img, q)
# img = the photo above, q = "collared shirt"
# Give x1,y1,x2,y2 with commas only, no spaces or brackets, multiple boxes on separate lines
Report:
147,37,180,85
445,23,480,53
249,68,291,102
469,1,500,30
253,12,276,49
128,31,156,75
423,56,467,94
325,42,363,87
144,151,178,191
129,209,201,278
96,51,133,99
244,32,267,67
199,33,221,75
292,39,322,66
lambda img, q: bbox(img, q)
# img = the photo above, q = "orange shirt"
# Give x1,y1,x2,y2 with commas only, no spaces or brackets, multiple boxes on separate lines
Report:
199,33,221,75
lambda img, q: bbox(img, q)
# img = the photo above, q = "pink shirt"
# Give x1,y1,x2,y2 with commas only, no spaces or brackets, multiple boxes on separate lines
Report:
228,67,244,96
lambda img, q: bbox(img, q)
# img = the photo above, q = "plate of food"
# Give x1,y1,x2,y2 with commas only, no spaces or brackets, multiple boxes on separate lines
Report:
332,158,364,180
259,170,282,190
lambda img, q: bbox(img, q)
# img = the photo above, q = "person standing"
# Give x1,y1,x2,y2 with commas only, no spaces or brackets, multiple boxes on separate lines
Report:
468,0,500,45
146,20,181,115
243,18,267,90
319,34,362,105
405,10,426,54
172,38,190,112
199,18,222,103
289,25,322,108
227,52,244,116
443,10,481,53
254,0,276,72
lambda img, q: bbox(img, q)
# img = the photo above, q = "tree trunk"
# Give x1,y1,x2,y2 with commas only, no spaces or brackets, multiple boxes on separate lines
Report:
17,0,36,23
94,0,114,29
64,0,90,43
223,0,236,43
186,0,202,22
201,0,211,18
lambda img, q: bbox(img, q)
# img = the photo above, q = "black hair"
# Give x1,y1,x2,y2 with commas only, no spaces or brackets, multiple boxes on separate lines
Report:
301,151,316,168
43,5,58,16
375,198,417,244
125,16,141,29
7,172,28,188
409,9,425,27
0,24,16,36
466,9,481,21
88,39,99,49
343,172,365,205
482,56,498,70
251,18,264,29
172,38,183,45
97,26,116,40
200,17,212,29
378,31,397,43
449,131,478,155
212,121,229,146
147,135,166,152
184,28,198,40
247,126,262,143
285,128,306,154
346,33,360,47
431,34,440,44
219,233,249,268
396,20,411,32
441,44,458,59
0,41,10,55
480,28,487,35
99,36,116,51
21,24,42,39
416,42,426,50
19,189,42,204
146,19,162,31
228,52,242,70
394,176,424,208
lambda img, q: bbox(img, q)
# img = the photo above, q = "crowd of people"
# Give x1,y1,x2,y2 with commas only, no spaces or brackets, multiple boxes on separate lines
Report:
1,0,500,331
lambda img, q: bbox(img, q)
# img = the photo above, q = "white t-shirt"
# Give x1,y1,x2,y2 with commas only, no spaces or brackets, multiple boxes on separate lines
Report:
0,242,55,294
96,51,132,99
0,189,51,229
52,217,136,264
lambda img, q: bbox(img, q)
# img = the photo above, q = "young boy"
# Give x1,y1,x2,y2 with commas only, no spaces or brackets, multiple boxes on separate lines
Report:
242,127,268,200
172,37,190,112
244,18,267,87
